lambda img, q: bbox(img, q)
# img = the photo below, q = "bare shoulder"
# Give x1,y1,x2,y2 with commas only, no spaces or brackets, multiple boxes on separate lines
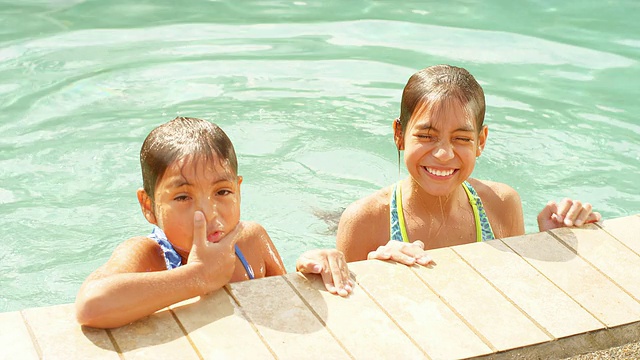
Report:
337,187,392,262
468,179,520,206
468,178,524,237
90,236,166,280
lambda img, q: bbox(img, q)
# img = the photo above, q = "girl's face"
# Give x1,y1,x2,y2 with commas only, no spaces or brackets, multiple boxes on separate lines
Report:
395,99,487,197
140,155,242,260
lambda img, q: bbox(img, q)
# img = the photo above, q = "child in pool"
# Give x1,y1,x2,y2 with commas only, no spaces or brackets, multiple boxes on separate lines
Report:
336,64,601,265
76,116,353,329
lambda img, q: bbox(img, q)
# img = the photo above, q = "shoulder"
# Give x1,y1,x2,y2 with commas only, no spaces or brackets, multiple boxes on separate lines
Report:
340,187,392,226
468,178,524,237
90,236,166,279
468,178,521,207
337,186,393,262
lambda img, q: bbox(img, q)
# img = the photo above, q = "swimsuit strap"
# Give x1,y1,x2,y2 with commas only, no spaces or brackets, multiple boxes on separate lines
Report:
234,244,255,280
148,226,256,279
148,226,182,270
389,182,410,243
462,181,495,242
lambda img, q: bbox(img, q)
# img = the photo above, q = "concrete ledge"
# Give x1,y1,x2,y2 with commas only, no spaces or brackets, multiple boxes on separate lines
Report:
3,214,640,359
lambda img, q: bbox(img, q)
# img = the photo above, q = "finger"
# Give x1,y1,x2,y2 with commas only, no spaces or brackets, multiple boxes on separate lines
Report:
367,250,391,260
416,253,435,266
556,198,574,225
296,253,323,274
413,240,425,249
218,222,243,250
389,251,417,266
191,211,207,250
328,255,348,296
573,202,592,226
585,211,602,224
537,201,558,223
563,200,584,227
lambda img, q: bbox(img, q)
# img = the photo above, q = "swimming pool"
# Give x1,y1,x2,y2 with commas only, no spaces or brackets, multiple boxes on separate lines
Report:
1,0,638,312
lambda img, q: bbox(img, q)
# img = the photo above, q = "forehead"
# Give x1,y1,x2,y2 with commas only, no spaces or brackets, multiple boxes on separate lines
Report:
160,154,236,186
409,97,475,131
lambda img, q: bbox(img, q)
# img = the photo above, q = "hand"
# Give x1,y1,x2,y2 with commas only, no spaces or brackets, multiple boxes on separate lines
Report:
537,198,602,231
367,240,434,267
296,249,353,297
187,211,239,292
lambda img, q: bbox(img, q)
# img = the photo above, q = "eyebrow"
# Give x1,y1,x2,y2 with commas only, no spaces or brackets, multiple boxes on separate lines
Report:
163,175,235,189
415,123,475,132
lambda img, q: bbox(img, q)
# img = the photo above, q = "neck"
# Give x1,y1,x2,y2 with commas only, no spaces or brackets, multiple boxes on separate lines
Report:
403,177,467,215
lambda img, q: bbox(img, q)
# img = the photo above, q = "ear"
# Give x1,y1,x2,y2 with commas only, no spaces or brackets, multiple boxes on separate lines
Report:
476,125,489,157
137,188,157,225
393,118,404,151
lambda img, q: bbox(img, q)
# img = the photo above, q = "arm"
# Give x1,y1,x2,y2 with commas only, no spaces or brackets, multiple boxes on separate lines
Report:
75,211,238,328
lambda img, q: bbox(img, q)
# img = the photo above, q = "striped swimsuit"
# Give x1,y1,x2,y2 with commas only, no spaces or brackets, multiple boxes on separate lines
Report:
389,181,495,243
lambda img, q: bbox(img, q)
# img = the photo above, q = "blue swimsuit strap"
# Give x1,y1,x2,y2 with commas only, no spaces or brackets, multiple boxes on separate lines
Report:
148,226,255,279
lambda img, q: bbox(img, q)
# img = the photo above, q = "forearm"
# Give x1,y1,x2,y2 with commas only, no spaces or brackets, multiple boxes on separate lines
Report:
75,265,227,328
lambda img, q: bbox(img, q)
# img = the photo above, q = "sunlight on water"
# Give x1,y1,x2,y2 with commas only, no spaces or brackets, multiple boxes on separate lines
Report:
0,0,639,312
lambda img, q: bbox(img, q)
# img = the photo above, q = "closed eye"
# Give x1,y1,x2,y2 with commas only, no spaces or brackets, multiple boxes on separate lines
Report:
174,195,190,201
455,137,472,142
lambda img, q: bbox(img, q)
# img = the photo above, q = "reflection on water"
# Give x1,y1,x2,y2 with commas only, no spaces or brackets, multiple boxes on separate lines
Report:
1,0,639,312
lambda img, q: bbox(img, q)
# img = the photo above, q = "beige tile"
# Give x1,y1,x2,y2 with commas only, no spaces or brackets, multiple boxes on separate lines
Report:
348,260,492,359
21,303,118,359
109,307,199,360
0,311,38,359
286,269,428,359
504,231,640,327
229,275,350,359
170,289,274,359
598,215,640,255
552,225,640,301
413,247,551,351
453,240,603,339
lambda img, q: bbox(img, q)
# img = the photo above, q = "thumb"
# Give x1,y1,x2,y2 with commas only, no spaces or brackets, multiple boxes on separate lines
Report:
296,251,324,274
191,211,207,251
538,201,558,222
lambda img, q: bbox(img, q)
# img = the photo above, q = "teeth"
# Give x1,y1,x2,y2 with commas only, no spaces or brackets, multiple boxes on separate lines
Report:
426,167,455,177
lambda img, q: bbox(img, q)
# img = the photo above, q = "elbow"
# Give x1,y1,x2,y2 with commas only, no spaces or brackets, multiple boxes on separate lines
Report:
75,286,119,329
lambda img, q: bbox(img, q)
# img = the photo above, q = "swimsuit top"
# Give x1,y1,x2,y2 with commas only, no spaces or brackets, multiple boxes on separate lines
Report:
389,180,495,243
147,226,255,279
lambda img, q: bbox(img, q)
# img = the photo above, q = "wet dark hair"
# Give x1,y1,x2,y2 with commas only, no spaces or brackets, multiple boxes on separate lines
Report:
140,116,238,200
398,64,485,134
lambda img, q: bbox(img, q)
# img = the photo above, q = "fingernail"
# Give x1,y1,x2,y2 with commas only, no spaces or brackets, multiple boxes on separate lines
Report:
194,211,204,222
313,264,322,273
344,284,352,292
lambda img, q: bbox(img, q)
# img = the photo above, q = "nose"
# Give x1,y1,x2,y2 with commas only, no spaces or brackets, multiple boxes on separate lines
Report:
197,197,219,222
432,140,455,161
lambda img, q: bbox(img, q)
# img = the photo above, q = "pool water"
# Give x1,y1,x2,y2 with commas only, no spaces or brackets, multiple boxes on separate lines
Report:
1,0,639,312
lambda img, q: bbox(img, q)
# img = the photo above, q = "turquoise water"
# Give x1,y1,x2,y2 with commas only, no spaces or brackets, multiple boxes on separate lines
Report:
1,1,639,312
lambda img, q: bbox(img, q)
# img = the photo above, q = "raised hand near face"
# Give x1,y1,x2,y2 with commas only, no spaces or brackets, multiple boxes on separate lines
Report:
537,198,602,231
187,211,239,293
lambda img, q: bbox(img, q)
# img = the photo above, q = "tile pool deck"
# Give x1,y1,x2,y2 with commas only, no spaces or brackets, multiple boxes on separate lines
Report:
2,214,640,359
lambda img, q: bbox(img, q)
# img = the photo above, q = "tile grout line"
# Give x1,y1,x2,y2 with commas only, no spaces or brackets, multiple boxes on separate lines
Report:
500,235,608,329
595,222,640,258
19,310,43,359
168,307,204,360
408,265,498,353
223,285,280,360
352,275,432,360
549,229,640,305
104,329,125,360
450,247,555,340
280,275,356,360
